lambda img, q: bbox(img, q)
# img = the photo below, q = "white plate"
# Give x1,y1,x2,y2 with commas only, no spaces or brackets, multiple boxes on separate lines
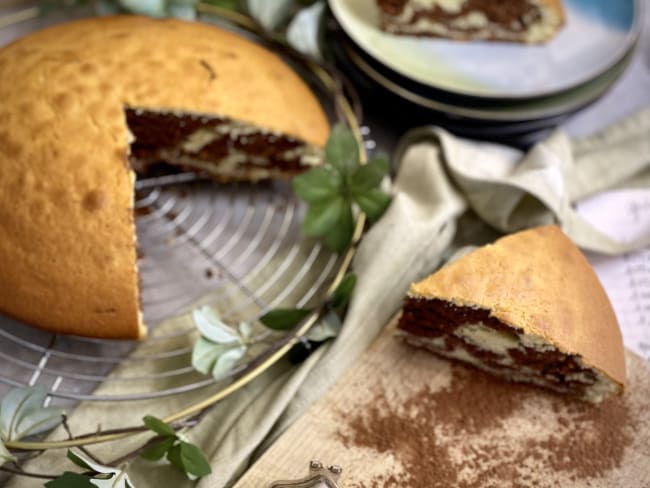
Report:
340,37,634,122
329,0,641,99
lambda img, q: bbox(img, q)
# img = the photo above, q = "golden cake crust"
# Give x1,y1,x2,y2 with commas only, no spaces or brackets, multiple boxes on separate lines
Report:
542,0,566,21
0,15,329,339
409,225,626,390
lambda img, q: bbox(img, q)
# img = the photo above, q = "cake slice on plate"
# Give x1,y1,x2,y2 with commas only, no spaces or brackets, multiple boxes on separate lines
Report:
397,225,625,403
376,0,566,44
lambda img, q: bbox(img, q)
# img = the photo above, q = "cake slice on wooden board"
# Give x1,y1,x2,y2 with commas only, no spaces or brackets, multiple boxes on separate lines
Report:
397,225,625,403
376,0,566,44
0,16,329,339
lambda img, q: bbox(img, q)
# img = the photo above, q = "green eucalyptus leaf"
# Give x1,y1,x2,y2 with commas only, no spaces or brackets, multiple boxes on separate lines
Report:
167,4,197,20
143,416,176,437
247,0,294,30
166,444,184,474
192,307,240,344
91,473,115,480
191,338,246,380
178,441,212,477
210,345,247,381
67,449,93,470
292,124,390,253
260,308,311,330
323,202,354,252
94,0,123,15
191,338,235,376
45,472,96,488
302,198,344,237
64,450,134,488
191,306,251,380
118,0,166,17
238,321,254,341
0,385,63,442
349,155,389,195
140,436,176,461
90,473,132,488
286,1,325,60
66,450,104,472
306,310,342,342
325,124,359,175
354,189,391,221
331,273,357,309
292,167,341,203
0,439,15,465
15,406,63,440
202,0,241,10
166,442,212,479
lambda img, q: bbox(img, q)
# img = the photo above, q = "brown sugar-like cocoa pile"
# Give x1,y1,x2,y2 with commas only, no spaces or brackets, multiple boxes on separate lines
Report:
337,365,634,488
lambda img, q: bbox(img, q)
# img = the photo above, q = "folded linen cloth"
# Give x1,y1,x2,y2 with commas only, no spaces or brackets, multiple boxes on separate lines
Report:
8,108,650,488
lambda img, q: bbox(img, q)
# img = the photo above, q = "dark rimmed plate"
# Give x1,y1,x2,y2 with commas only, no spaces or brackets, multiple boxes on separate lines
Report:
329,0,641,100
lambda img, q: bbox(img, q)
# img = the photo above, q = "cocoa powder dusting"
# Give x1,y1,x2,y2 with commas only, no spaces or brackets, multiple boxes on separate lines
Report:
529,399,633,479
337,365,634,487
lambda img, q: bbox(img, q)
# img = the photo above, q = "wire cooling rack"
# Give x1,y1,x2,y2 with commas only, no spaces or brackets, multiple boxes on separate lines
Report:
0,5,371,414
0,180,343,404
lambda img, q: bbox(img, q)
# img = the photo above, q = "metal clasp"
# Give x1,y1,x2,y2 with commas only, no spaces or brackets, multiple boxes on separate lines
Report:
267,460,342,487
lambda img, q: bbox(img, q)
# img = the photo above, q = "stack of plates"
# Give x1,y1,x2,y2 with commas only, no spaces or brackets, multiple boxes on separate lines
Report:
327,0,642,144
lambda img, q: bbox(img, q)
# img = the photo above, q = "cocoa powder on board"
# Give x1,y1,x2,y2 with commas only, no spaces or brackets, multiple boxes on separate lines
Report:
337,365,633,488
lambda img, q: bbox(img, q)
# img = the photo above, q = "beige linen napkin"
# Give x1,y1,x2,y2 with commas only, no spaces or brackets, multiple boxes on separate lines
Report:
8,108,650,488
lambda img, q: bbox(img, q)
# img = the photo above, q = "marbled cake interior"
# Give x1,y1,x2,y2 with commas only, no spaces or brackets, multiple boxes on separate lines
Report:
398,297,619,403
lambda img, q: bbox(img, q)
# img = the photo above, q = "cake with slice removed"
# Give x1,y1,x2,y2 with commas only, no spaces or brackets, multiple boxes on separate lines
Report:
397,225,625,403
376,0,565,44
0,16,329,339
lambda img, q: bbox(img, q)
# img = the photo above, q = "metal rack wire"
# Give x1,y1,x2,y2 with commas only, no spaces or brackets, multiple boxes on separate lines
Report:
0,5,378,460
0,179,342,405
0,4,370,413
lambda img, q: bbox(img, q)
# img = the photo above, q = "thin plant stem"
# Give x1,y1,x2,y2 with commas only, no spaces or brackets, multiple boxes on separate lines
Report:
61,414,106,466
0,465,57,480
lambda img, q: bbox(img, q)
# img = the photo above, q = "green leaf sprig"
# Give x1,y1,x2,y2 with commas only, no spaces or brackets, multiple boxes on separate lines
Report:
293,124,391,252
140,415,211,480
191,307,254,381
259,308,311,331
259,272,355,331
0,384,64,466
259,272,356,362
191,272,356,378
0,439,15,465
0,385,63,444
45,450,134,488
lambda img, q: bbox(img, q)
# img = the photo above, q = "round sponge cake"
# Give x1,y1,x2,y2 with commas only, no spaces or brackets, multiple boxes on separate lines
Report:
0,16,329,339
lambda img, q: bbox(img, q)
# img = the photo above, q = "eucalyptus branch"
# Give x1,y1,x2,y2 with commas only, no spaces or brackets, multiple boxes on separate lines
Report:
5,450,45,462
61,414,106,466
41,418,197,444
106,419,200,467
173,405,212,429
136,416,211,478
0,465,57,480
106,437,162,467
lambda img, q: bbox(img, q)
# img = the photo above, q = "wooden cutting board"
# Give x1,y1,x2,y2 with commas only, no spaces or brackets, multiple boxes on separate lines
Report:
235,317,650,487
